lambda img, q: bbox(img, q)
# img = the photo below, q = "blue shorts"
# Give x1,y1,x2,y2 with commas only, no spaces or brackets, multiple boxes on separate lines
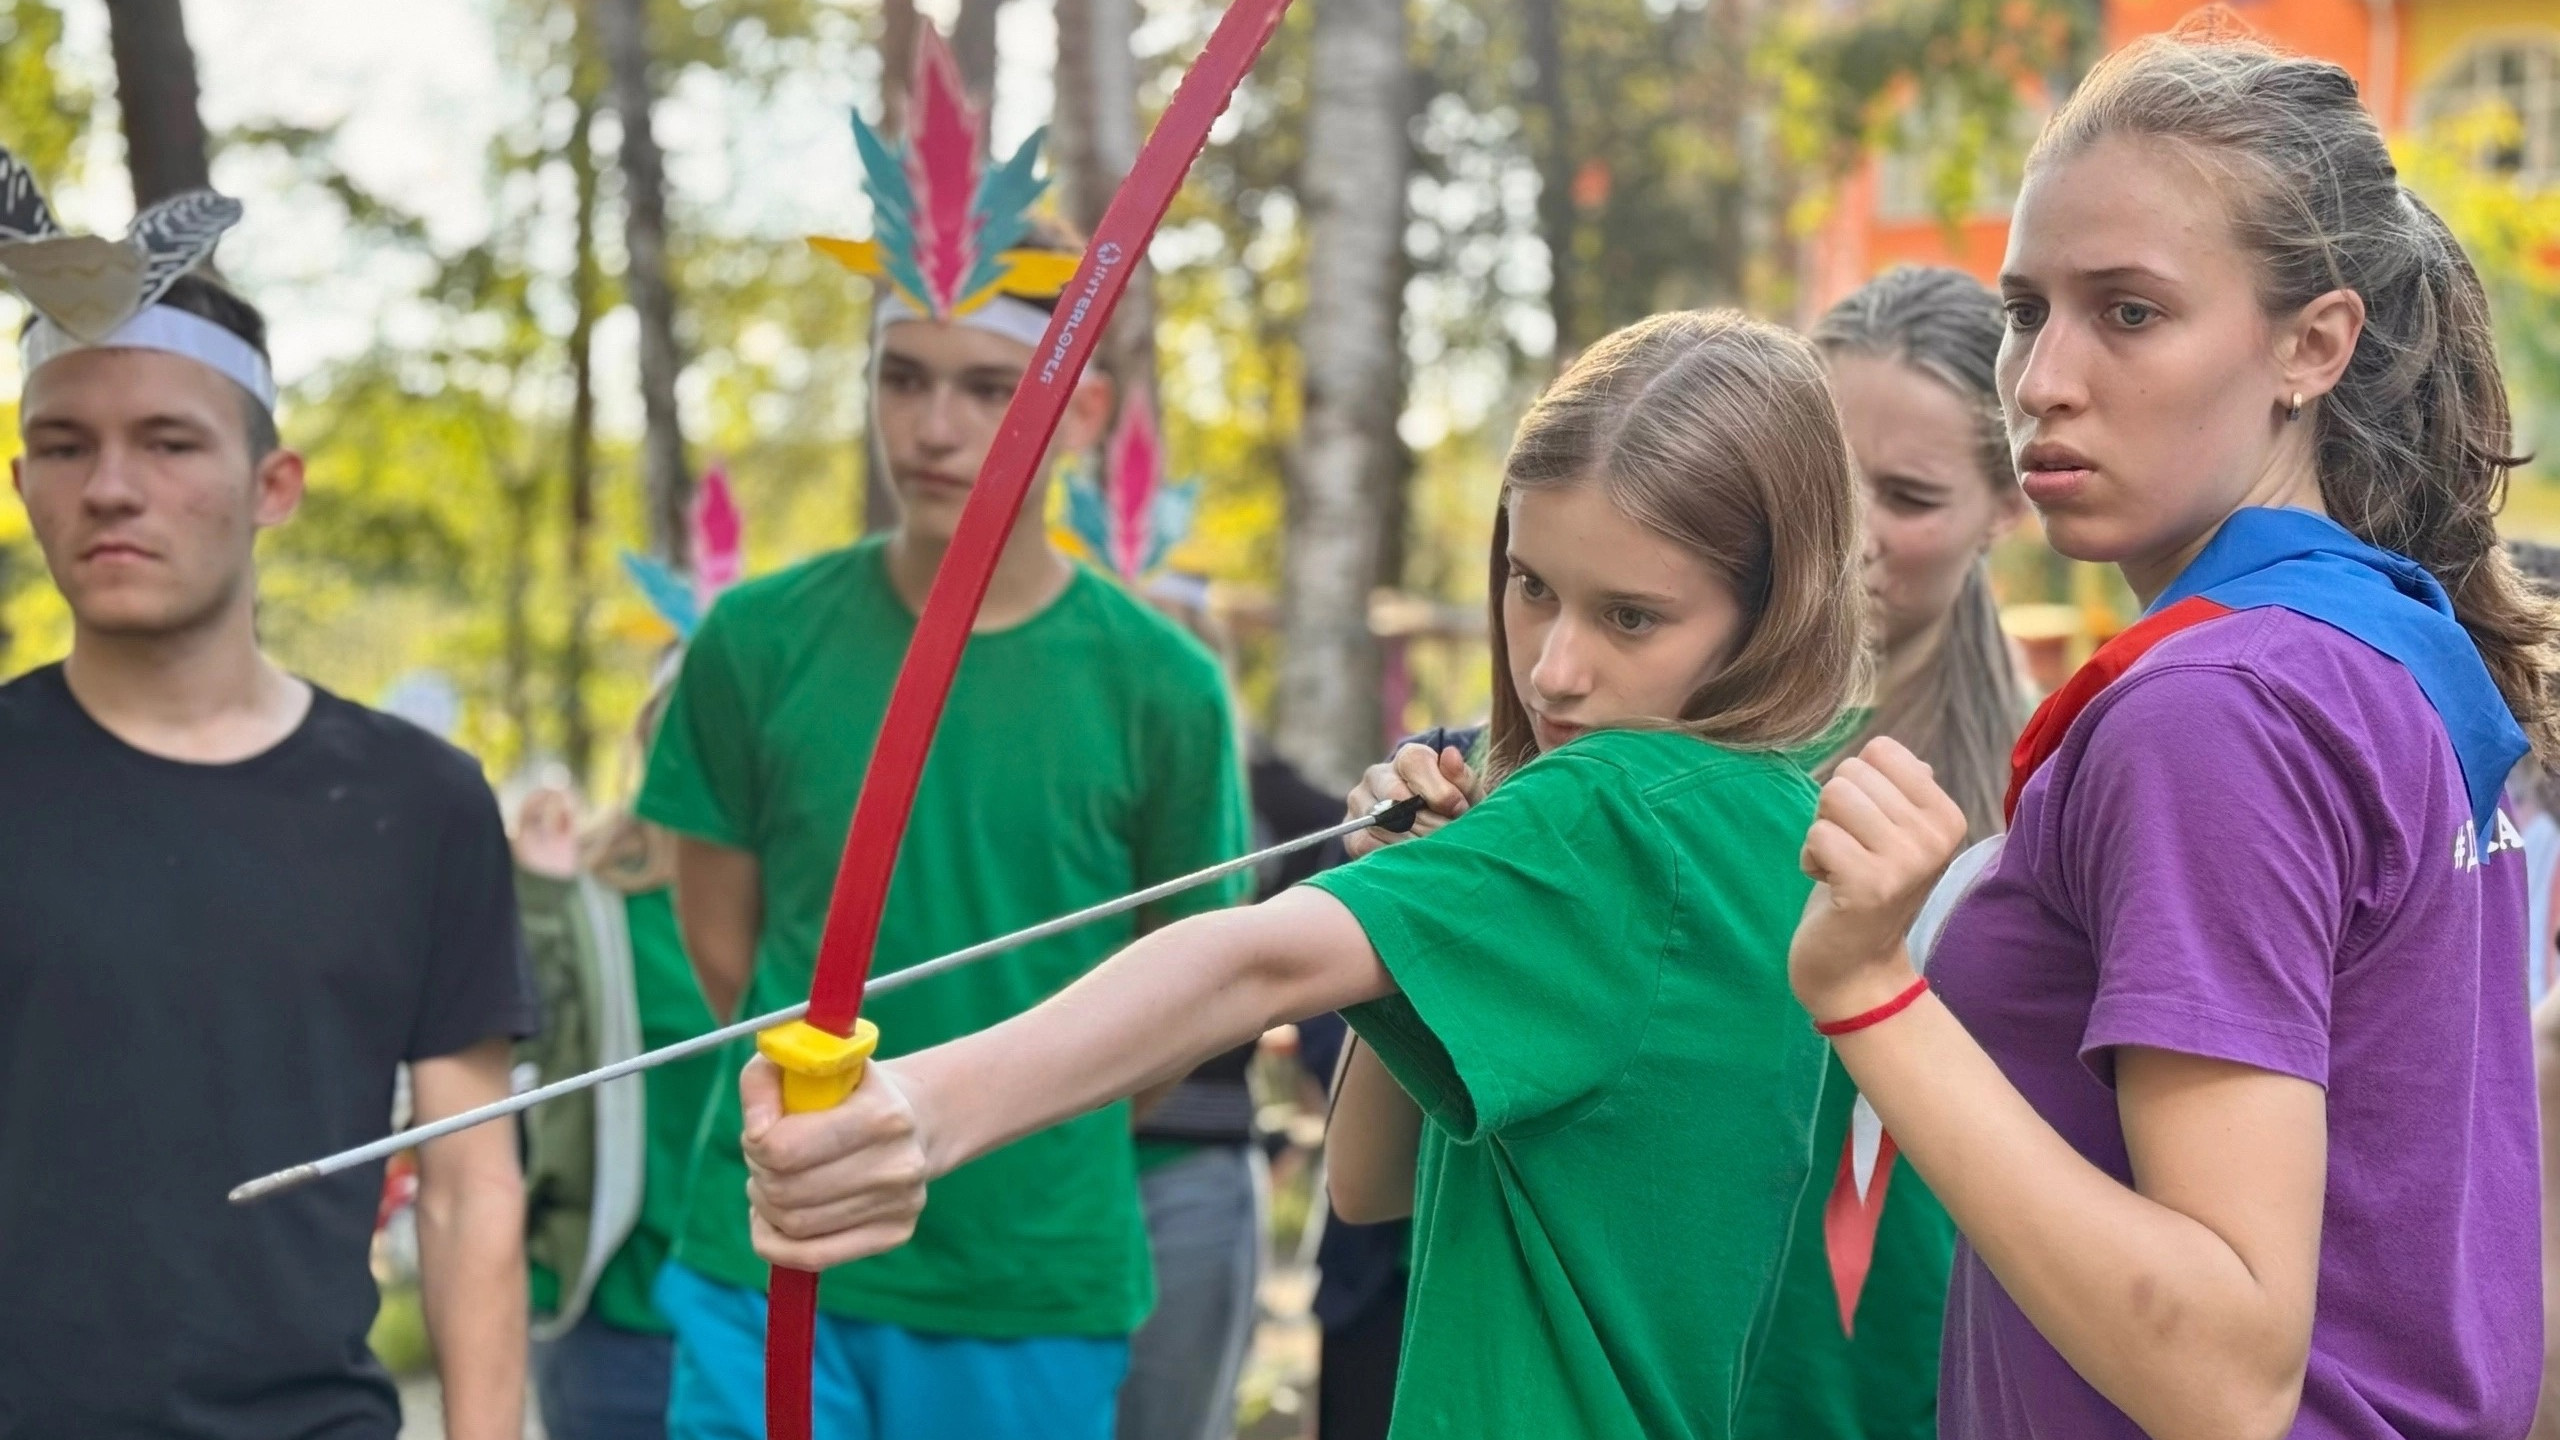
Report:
654,1260,1131,1440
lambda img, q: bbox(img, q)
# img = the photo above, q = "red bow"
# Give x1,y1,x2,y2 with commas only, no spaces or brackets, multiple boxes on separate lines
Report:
761,6,1294,1436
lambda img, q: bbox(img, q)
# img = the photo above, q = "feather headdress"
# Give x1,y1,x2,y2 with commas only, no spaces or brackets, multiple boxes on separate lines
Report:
1063,387,1200,583
0,144,241,342
807,29,1078,323
622,464,747,642
0,142,271,405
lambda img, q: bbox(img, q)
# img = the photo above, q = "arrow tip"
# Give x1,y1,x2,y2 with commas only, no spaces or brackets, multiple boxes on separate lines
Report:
229,1165,320,1205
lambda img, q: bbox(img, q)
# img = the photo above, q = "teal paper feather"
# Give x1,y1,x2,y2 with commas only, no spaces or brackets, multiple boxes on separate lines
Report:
962,128,1051,300
1142,480,1201,575
850,111,934,309
1059,462,1202,583
621,550,701,640
1064,458,1113,566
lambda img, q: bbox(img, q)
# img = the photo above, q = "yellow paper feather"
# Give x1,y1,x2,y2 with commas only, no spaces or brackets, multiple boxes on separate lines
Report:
808,236,929,314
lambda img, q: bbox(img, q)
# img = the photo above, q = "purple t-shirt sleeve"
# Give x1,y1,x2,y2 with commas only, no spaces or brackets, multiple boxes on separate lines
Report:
2056,662,2367,1087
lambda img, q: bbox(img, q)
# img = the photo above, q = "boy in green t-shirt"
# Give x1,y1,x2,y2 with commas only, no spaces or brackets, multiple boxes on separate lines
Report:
726,312,1865,1438
635,48,1248,1439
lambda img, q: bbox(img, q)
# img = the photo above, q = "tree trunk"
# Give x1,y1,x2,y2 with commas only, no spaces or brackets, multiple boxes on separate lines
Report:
1372,236,1416,593
1278,0,1407,790
1521,0,1578,352
1054,0,1156,472
596,0,692,567
1052,0,1096,223
1696,0,1752,307
499,455,538,772
954,0,1003,111
880,0,923,135
103,0,211,207
863,0,925,535
561,85,603,783
1052,0,1140,231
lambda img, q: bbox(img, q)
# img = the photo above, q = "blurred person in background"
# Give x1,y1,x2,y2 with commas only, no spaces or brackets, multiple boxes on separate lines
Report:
1115,574,1273,1440
510,676,723,1440
507,475,747,1440
1744,264,2030,1440
2507,540,2560,1439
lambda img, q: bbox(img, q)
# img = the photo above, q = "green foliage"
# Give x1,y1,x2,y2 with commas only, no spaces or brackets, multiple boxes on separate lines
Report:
367,1280,434,1377
0,2,81,666
10,0,2553,767
2399,115,2560,488
0,0,85,188
0,401,72,674
1767,0,2087,244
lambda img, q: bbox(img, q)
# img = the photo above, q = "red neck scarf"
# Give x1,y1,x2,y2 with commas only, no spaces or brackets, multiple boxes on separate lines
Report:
1821,599,2235,1335
2002,596,2233,823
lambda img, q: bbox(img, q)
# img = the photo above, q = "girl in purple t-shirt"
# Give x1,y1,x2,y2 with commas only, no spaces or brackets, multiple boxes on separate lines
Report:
1787,31,2556,1440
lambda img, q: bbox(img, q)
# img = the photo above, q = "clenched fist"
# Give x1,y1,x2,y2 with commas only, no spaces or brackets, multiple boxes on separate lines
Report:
741,1054,937,1272
1791,737,1969,1024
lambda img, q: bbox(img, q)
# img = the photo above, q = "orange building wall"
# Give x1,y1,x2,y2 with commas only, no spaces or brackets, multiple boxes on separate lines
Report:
1807,0,2411,315
1805,163,2016,312
2104,0,2407,122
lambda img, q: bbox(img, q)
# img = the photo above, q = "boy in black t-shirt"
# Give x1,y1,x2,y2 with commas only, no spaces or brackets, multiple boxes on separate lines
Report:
0,159,536,1440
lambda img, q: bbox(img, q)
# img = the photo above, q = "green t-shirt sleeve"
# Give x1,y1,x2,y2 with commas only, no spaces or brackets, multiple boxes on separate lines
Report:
1133,651,1251,925
637,602,760,850
1310,748,1676,1141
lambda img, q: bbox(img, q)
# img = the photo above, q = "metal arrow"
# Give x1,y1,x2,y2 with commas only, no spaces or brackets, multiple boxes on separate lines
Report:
230,794,1421,1205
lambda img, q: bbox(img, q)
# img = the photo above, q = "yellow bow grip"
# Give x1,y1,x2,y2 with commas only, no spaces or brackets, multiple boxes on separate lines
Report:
757,1018,882,1115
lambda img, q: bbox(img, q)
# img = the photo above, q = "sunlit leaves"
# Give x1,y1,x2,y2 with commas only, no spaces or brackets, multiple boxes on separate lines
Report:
2401,114,2560,484
0,0,86,191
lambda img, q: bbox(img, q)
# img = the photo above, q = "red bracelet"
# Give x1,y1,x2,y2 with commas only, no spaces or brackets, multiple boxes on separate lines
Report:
1812,975,1930,1038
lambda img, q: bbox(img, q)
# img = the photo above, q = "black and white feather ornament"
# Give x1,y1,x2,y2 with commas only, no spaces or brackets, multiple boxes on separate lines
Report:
0,142,242,343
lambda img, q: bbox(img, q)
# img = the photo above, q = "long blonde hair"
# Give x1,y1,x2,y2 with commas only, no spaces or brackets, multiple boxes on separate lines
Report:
1484,310,1865,784
1811,266,2026,842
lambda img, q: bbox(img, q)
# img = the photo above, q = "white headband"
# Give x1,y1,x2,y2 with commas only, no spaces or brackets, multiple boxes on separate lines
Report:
20,303,278,409
872,291,1057,351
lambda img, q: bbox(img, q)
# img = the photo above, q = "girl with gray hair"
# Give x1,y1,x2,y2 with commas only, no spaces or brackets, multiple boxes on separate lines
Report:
1740,265,2028,1440
1813,265,2030,842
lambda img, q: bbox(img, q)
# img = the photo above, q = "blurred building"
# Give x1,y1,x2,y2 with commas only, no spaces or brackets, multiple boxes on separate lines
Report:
1801,0,2556,676
1808,0,2560,307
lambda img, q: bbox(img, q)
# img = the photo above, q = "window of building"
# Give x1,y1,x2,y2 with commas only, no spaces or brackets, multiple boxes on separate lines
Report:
2421,37,2560,185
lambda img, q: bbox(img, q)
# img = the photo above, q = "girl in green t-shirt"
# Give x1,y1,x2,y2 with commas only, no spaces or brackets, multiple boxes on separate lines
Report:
1332,269,2032,1440
735,310,1864,1440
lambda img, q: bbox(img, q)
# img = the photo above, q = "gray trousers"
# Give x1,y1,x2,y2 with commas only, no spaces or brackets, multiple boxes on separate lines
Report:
1116,1145,1266,1440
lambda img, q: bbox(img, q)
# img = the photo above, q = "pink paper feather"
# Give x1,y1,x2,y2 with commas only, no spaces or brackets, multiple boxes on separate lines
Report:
692,463,743,598
906,32,985,315
1107,389,1163,580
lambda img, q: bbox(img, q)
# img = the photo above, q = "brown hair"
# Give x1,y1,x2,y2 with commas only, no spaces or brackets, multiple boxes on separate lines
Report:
2032,33,2560,755
1483,309,1865,783
1812,266,2026,842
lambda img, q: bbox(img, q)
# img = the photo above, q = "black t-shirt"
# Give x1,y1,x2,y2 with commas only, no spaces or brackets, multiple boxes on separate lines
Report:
0,665,537,1440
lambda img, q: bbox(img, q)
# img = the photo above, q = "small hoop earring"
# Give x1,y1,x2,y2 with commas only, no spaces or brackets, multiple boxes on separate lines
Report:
2286,392,2304,423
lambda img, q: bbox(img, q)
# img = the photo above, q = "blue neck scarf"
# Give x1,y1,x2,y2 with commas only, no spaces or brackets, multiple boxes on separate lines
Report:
2152,506,2526,838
